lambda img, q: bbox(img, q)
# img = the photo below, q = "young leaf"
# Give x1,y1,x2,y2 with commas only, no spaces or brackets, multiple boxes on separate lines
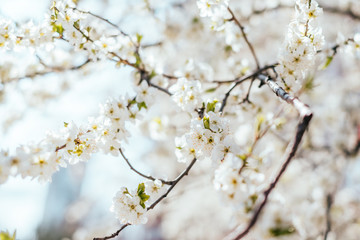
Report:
0,230,16,240
203,116,210,130
137,101,147,110
137,183,150,209
320,56,333,70
269,226,296,236
206,100,218,113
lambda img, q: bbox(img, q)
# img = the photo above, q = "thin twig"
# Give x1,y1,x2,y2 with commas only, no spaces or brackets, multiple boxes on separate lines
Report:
5,59,91,84
147,158,197,210
69,26,174,94
55,144,67,152
240,78,255,104
219,76,252,113
219,64,276,112
161,73,180,79
324,194,333,240
72,8,132,39
238,107,285,174
93,223,130,240
119,148,174,185
247,4,360,21
94,158,197,240
142,42,163,48
343,124,360,157
229,74,313,240
323,6,360,21
228,7,260,69
214,64,276,84
147,81,172,96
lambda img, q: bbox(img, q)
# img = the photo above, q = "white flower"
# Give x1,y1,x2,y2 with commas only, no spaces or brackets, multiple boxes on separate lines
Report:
206,111,223,132
201,130,219,157
277,0,324,85
196,0,231,31
175,135,197,163
169,78,202,112
0,150,12,184
185,123,206,155
211,135,240,163
145,179,167,201
135,81,156,105
0,20,15,49
94,35,117,56
111,187,148,225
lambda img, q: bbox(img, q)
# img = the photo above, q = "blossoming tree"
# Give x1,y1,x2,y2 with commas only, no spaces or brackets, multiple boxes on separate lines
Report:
1,0,360,239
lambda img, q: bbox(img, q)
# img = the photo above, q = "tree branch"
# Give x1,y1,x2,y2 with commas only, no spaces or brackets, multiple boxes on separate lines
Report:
229,74,313,240
93,223,130,240
214,64,276,84
4,59,91,84
147,158,197,210
343,124,360,157
247,4,360,21
119,148,174,185
227,7,260,69
219,64,276,113
324,194,333,240
94,158,197,240
72,8,132,39
322,6,360,21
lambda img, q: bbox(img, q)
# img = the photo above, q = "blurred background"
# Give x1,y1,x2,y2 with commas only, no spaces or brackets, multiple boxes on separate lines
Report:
1,0,360,239
0,0,156,239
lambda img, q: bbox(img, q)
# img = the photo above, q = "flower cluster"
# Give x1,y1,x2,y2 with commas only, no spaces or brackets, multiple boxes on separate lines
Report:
196,0,231,30
174,59,214,82
0,18,53,51
50,0,136,61
213,153,265,211
0,0,137,65
277,0,324,87
0,82,155,183
2,0,360,239
110,180,167,225
175,100,229,162
340,33,360,58
169,78,203,114
173,99,266,216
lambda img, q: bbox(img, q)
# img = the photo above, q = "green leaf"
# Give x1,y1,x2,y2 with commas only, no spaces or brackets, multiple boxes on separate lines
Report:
64,122,69,127
269,226,296,237
0,230,16,240
128,99,137,106
255,114,265,134
137,183,150,209
224,45,232,52
303,76,315,91
52,23,64,35
149,70,156,80
249,194,258,204
136,33,143,44
137,183,145,195
73,20,80,29
123,187,131,196
192,17,199,24
206,100,218,113
237,154,247,161
320,56,333,70
205,87,217,93
137,101,147,110
134,53,142,68
203,116,210,130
